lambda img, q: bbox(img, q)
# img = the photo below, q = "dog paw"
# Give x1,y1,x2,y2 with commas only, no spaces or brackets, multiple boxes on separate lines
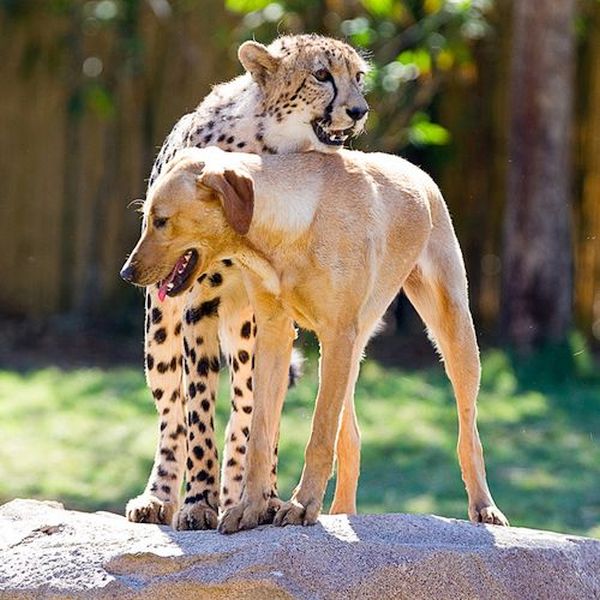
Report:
126,494,177,525
218,498,271,534
469,503,509,526
266,495,284,518
273,498,321,527
173,502,218,530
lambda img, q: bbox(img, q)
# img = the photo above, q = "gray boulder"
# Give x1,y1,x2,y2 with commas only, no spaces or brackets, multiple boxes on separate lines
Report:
1,498,599,599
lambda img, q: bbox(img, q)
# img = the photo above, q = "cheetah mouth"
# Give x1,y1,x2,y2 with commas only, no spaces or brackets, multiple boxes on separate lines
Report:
157,249,199,302
311,119,354,146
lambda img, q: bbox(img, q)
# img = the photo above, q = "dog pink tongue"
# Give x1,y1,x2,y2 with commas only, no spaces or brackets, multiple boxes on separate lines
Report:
157,284,169,303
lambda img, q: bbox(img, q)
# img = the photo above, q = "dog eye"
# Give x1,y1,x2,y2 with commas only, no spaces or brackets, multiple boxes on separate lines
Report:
153,216,168,228
313,68,331,82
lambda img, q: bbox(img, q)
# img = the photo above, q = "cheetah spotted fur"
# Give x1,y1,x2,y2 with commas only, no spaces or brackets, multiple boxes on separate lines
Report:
125,34,369,530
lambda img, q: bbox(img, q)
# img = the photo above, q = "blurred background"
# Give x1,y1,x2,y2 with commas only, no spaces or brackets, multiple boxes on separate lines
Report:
0,0,598,536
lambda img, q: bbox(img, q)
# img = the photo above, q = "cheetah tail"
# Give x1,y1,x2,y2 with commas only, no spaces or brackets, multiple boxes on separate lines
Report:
288,347,305,388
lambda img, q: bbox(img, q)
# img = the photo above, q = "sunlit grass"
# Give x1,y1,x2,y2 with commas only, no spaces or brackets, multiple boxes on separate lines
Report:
0,349,598,537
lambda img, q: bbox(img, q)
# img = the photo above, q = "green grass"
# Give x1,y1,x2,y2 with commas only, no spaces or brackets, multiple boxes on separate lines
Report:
1,349,599,538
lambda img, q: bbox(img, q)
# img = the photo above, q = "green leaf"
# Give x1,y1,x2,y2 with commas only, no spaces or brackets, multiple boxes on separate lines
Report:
361,0,394,17
225,0,272,14
84,84,115,119
397,49,432,74
408,113,450,146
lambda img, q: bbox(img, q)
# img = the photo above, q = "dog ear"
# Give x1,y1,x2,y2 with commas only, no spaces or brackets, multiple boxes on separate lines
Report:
238,41,279,85
200,167,255,235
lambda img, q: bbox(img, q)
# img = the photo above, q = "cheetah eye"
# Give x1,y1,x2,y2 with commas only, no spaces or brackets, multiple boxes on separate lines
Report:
313,68,332,83
153,216,168,229
356,71,365,86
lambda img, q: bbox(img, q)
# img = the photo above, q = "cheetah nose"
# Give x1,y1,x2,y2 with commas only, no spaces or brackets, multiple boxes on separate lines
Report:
120,262,137,283
346,106,368,121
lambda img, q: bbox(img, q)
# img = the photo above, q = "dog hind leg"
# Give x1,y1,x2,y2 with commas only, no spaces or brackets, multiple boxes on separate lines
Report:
404,233,508,526
329,394,361,515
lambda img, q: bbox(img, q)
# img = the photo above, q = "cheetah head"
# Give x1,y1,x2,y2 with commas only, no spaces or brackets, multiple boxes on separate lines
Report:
240,34,369,153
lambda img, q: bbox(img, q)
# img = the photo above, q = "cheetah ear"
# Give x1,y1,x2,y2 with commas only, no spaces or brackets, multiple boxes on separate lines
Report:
238,41,280,85
199,167,255,236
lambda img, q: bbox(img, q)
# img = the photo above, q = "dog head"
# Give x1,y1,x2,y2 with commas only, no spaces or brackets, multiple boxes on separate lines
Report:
120,148,254,300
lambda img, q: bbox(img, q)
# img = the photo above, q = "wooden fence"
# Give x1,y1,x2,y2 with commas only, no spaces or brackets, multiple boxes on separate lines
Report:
0,2,236,317
0,1,598,343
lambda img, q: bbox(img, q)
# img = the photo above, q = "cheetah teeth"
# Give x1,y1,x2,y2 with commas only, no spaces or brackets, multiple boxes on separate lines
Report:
311,119,350,146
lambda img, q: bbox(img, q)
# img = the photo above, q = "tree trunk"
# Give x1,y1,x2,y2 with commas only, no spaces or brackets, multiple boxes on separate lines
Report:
501,0,575,349
575,2,600,343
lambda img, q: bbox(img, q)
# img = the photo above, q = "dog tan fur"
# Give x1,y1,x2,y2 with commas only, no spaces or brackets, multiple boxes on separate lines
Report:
131,34,369,530
121,146,509,533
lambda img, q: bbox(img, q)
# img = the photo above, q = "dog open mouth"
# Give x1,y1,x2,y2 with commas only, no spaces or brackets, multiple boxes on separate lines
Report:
311,119,354,146
157,249,199,301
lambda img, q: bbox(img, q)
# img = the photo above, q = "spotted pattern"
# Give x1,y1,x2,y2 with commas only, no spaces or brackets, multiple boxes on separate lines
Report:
179,290,221,515
126,34,368,530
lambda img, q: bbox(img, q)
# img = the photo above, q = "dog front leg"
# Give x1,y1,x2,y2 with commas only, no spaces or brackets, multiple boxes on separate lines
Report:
275,331,364,527
218,295,294,534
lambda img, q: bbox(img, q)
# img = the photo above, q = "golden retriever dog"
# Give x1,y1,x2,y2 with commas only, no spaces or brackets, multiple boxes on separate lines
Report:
120,146,508,534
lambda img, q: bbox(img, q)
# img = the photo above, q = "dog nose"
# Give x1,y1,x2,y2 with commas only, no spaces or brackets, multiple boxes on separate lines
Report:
346,106,368,121
120,263,137,283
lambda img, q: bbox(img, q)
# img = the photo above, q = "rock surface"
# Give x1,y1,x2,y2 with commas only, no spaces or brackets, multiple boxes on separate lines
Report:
1,499,599,599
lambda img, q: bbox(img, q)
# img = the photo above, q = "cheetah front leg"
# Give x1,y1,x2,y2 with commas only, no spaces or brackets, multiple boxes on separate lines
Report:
126,288,186,525
219,304,256,510
217,279,281,517
172,286,222,530
219,307,283,515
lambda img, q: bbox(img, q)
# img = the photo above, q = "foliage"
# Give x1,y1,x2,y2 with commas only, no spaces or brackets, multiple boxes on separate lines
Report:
29,0,489,141
1,350,599,537
225,0,493,152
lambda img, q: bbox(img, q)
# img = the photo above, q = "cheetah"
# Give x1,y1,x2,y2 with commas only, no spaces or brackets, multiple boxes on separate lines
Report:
125,34,369,530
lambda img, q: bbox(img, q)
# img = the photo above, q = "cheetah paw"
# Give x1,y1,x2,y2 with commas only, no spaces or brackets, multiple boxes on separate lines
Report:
469,503,509,526
273,498,321,527
173,502,219,530
217,498,271,534
126,493,177,525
